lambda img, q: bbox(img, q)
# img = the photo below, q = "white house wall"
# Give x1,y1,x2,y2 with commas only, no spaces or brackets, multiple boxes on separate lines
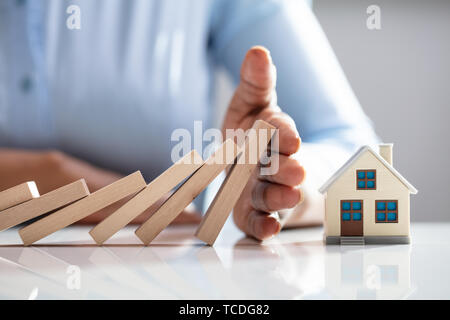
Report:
325,151,410,237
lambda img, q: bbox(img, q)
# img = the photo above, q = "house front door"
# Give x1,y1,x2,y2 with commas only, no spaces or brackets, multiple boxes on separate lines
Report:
340,200,363,236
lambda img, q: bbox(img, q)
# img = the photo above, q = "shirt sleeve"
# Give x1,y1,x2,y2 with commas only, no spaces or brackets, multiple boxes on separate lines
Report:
208,0,381,225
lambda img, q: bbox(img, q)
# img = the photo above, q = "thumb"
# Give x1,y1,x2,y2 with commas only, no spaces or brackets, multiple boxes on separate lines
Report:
223,46,277,132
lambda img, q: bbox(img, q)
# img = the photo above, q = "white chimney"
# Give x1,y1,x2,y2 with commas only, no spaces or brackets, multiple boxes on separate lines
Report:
379,143,393,166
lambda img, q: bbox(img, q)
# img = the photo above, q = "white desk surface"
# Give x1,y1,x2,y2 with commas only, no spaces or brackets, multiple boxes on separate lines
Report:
0,221,448,300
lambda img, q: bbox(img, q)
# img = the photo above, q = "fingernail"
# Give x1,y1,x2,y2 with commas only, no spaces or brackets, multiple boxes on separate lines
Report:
266,49,273,64
268,212,282,235
251,45,272,64
268,211,280,221
297,188,305,205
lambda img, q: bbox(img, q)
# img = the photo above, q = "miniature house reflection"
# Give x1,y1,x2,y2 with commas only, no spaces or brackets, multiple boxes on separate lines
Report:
325,245,413,299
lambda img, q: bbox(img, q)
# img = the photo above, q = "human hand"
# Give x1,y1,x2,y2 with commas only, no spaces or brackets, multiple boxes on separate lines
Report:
223,46,305,240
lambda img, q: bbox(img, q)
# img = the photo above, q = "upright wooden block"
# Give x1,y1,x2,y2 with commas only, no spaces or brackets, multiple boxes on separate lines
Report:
135,139,238,245
0,180,89,232
0,182,40,211
89,151,203,245
19,171,146,246
195,120,276,245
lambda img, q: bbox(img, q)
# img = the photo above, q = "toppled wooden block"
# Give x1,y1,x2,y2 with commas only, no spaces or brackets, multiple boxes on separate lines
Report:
195,120,276,245
0,182,40,212
89,151,203,245
19,171,146,246
0,180,89,232
135,139,238,245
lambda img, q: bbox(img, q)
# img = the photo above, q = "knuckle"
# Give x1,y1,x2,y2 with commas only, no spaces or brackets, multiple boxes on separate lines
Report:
289,160,305,186
252,181,270,211
43,150,66,168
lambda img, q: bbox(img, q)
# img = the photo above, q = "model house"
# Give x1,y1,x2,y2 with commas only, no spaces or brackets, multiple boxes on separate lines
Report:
319,144,418,245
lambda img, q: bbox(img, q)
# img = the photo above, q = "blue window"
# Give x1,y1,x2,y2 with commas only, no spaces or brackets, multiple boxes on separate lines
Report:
387,212,397,221
341,200,363,222
377,212,386,221
377,202,386,210
342,202,351,210
352,202,361,210
387,202,397,210
356,170,376,190
376,200,398,223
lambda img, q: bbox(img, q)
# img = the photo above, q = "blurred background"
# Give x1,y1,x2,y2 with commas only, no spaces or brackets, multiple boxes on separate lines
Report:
214,0,450,221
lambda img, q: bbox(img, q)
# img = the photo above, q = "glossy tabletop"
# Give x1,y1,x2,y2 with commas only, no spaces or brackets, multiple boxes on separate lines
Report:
0,221,448,299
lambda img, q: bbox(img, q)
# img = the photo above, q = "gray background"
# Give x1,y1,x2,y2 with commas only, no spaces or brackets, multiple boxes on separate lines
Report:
314,0,449,221
214,0,449,221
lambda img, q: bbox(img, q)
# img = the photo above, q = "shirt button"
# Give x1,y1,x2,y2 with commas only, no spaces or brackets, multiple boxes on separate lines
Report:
20,76,33,93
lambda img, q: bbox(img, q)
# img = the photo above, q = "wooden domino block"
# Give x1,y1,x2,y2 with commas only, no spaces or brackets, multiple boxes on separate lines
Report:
89,150,203,245
0,182,40,212
135,139,238,245
19,171,146,246
195,120,276,245
0,180,89,232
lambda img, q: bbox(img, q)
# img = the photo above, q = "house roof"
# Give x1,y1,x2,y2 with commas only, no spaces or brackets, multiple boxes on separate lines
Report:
319,146,418,194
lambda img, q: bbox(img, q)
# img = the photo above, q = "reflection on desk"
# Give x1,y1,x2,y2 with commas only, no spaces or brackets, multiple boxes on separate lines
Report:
325,245,413,299
0,222,448,299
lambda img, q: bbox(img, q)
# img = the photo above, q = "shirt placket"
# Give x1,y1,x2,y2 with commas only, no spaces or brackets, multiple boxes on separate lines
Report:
6,0,54,148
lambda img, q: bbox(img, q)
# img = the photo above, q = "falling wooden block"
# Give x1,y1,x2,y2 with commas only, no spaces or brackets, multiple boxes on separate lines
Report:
19,171,146,246
0,181,40,212
0,180,89,232
135,139,238,245
195,120,276,245
89,150,203,245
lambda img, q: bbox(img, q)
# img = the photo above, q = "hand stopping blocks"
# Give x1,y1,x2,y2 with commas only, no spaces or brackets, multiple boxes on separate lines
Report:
0,119,276,246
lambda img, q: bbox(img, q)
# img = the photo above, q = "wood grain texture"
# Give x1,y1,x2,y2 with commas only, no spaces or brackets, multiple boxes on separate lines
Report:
0,180,88,232
89,151,203,245
195,120,276,245
0,181,40,212
19,171,146,246
135,139,238,245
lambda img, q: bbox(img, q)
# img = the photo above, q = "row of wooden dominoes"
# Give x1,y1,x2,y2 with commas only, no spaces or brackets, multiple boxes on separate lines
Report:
0,120,275,246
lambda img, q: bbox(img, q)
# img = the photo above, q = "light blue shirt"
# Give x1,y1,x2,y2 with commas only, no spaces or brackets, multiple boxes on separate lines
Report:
0,0,378,182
